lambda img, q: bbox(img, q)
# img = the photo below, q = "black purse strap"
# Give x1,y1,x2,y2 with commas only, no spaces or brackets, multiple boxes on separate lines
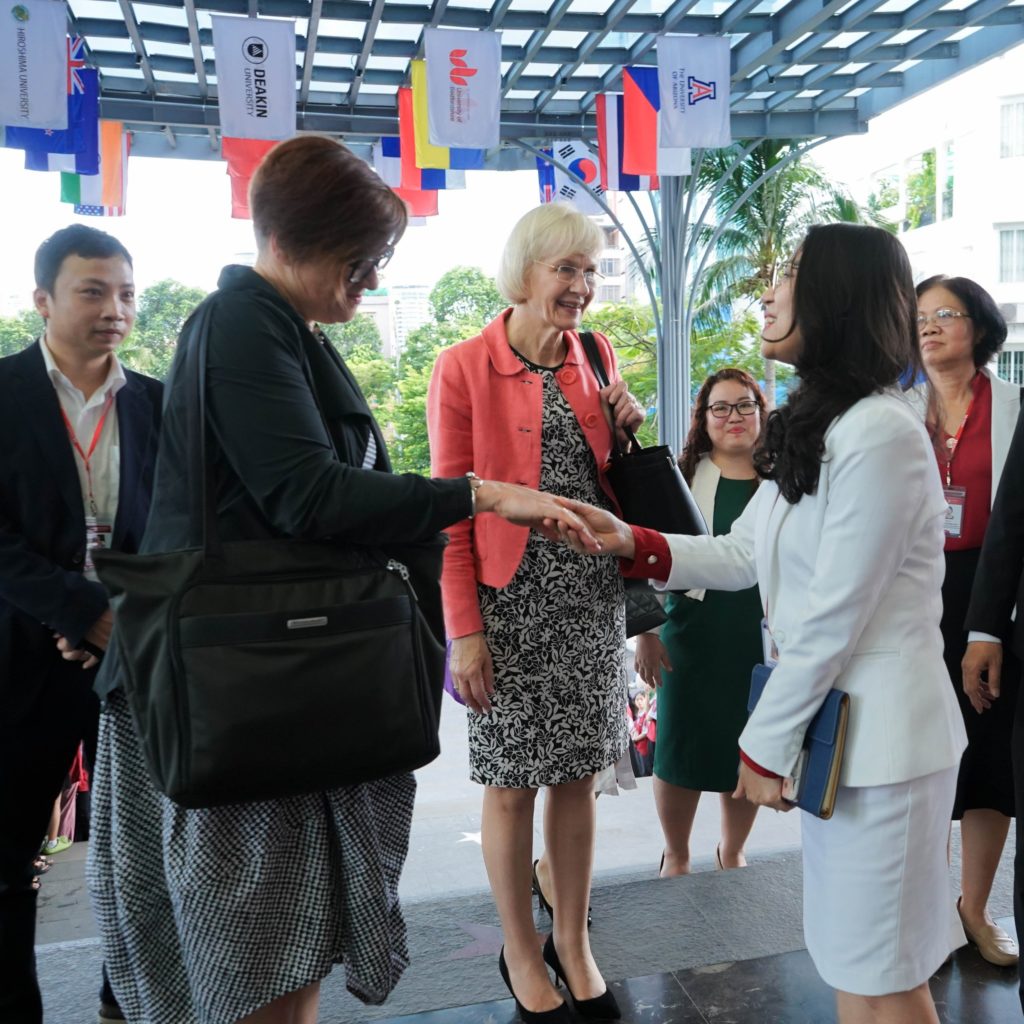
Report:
578,331,642,453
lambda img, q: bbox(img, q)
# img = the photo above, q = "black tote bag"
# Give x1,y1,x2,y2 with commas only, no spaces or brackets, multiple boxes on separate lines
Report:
95,304,447,808
579,332,709,537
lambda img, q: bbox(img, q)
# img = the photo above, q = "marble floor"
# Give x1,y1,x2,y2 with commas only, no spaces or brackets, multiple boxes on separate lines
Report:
374,935,1022,1024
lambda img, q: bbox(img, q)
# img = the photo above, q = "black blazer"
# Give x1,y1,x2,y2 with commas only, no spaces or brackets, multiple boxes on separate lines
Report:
966,403,1024,658
0,342,162,710
138,265,471,557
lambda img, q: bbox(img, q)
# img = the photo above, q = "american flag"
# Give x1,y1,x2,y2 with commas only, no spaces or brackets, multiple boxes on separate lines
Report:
74,204,124,217
68,36,87,95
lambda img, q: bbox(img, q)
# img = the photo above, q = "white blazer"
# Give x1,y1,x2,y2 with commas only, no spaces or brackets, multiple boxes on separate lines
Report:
908,365,1021,503
653,390,968,788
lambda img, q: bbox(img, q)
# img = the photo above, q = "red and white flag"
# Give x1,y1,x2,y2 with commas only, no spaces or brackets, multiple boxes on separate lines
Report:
423,27,500,150
596,94,658,192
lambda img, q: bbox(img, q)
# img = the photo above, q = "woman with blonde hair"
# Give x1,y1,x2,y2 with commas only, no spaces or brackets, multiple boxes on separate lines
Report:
428,203,644,1023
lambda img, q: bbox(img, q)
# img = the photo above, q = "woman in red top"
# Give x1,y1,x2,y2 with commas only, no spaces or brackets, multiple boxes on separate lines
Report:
916,274,1018,967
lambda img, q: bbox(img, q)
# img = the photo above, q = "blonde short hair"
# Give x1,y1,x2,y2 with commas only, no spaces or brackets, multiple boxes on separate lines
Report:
496,205,606,304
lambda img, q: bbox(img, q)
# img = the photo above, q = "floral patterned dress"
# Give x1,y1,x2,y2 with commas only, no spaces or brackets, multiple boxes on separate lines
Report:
468,354,628,788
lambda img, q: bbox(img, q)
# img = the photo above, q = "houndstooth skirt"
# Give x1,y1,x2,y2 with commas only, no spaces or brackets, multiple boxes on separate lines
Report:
86,690,417,1024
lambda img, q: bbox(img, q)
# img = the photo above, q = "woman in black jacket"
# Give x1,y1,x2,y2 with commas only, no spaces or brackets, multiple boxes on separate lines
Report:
87,135,590,1024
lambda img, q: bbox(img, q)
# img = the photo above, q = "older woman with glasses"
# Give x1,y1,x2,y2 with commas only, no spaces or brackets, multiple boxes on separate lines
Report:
427,203,644,1024
634,368,766,877
86,138,595,1024
914,274,1019,968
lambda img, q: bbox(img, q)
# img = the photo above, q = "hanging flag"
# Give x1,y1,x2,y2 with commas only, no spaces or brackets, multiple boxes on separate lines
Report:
657,35,731,150
410,61,485,171
74,203,124,217
16,68,99,173
536,148,555,204
372,136,402,187
552,140,605,214
211,16,296,141
395,187,438,218
60,121,128,213
622,66,691,177
0,0,67,130
423,26,500,151
397,88,467,189
222,136,277,219
596,93,657,193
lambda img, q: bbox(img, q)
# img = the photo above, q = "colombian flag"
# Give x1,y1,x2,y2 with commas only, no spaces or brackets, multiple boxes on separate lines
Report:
398,88,467,189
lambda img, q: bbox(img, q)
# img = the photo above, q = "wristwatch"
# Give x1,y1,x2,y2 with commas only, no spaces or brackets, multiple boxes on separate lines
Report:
466,472,484,517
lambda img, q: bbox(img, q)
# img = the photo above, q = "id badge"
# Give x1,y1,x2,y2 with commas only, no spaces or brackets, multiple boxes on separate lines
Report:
943,486,967,539
761,617,779,667
84,515,113,578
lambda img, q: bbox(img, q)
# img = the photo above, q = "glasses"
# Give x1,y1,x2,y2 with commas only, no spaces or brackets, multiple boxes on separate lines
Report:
708,400,760,419
534,261,603,288
771,260,799,287
916,307,971,329
348,246,394,285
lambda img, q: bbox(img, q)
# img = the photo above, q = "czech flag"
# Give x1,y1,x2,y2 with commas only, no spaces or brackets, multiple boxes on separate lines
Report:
622,67,690,177
596,93,658,192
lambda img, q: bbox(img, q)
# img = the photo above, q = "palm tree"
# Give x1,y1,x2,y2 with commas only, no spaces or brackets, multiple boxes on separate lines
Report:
692,139,890,404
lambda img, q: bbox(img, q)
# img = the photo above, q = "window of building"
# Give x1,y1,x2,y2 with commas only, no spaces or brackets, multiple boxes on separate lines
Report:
997,350,1024,385
941,141,954,221
869,166,899,217
600,258,620,276
597,285,620,303
999,227,1024,282
1000,97,1024,158
903,149,936,230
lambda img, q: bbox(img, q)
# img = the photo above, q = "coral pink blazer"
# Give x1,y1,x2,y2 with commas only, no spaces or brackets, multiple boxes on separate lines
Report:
427,310,621,639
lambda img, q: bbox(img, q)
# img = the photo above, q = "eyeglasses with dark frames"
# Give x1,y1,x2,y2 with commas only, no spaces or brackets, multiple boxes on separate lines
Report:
533,261,603,288
916,308,971,330
708,399,760,419
348,246,394,285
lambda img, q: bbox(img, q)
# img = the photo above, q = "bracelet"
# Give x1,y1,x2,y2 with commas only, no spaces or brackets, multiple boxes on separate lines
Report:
466,472,484,517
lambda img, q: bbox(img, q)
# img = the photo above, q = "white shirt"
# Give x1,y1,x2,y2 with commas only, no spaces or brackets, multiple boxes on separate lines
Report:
41,337,126,544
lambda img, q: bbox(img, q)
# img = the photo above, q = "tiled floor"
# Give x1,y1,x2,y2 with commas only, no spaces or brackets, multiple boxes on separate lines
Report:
374,937,1022,1024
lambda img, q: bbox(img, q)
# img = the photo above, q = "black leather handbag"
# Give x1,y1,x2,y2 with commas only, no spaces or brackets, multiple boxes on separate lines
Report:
95,307,447,808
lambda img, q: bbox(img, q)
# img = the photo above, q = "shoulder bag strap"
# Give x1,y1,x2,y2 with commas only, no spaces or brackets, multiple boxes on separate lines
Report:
578,330,642,453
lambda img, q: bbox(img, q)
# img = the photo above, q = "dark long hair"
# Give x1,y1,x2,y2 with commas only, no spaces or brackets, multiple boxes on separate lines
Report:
679,368,766,485
753,223,919,503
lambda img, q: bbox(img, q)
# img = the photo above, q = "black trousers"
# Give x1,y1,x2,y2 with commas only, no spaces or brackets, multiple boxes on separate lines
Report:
1013,673,1024,1013
0,657,101,1024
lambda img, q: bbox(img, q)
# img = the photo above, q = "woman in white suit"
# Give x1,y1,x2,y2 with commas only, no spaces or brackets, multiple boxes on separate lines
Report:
914,275,1018,967
558,224,968,1024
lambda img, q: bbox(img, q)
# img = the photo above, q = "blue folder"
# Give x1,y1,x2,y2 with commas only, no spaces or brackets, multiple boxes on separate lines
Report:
747,664,850,820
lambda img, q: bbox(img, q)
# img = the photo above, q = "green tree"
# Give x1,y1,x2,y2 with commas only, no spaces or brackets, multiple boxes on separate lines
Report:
319,313,383,357
0,309,44,358
122,279,207,379
344,341,398,427
429,267,505,326
390,361,435,475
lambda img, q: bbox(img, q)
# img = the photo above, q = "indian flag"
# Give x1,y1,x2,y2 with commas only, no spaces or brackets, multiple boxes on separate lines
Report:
60,121,128,215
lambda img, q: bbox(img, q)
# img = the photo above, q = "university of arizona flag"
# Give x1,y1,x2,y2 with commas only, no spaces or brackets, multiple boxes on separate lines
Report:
410,61,485,170
60,121,128,214
552,140,605,214
372,137,402,187
423,27,500,150
596,93,657,192
397,88,466,189
222,136,276,219
17,66,100,174
536,148,555,204
211,16,295,140
657,35,732,150
622,67,690,177
0,0,67,130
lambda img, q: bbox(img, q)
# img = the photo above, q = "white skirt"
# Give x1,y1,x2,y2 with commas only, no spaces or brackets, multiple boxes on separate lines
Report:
801,765,965,997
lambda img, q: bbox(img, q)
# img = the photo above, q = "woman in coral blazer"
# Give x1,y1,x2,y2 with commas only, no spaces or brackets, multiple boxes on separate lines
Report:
428,204,643,1024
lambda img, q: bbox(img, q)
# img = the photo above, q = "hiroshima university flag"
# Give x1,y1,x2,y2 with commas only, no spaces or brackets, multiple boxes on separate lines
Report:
0,0,68,130
423,27,500,150
211,16,296,141
657,35,732,150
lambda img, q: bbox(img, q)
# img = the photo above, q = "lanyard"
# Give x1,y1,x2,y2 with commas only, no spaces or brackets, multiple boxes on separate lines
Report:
61,393,114,516
943,395,974,488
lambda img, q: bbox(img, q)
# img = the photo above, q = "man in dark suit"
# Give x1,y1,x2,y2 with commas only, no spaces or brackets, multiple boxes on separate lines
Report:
964,404,1024,1011
0,225,162,1023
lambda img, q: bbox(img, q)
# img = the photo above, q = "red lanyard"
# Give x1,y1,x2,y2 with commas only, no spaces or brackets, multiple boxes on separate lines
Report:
61,394,114,515
943,395,974,488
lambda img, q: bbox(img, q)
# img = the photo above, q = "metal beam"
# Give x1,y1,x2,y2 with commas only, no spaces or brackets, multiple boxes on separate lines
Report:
347,0,387,106
502,0,574,95
116,0,158,95
182,0,209,98
299,0,324,105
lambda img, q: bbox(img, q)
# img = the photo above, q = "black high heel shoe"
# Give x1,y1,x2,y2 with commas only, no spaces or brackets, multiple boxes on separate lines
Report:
531,859,593,928
541,934,621,1020
498,946,571,1024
